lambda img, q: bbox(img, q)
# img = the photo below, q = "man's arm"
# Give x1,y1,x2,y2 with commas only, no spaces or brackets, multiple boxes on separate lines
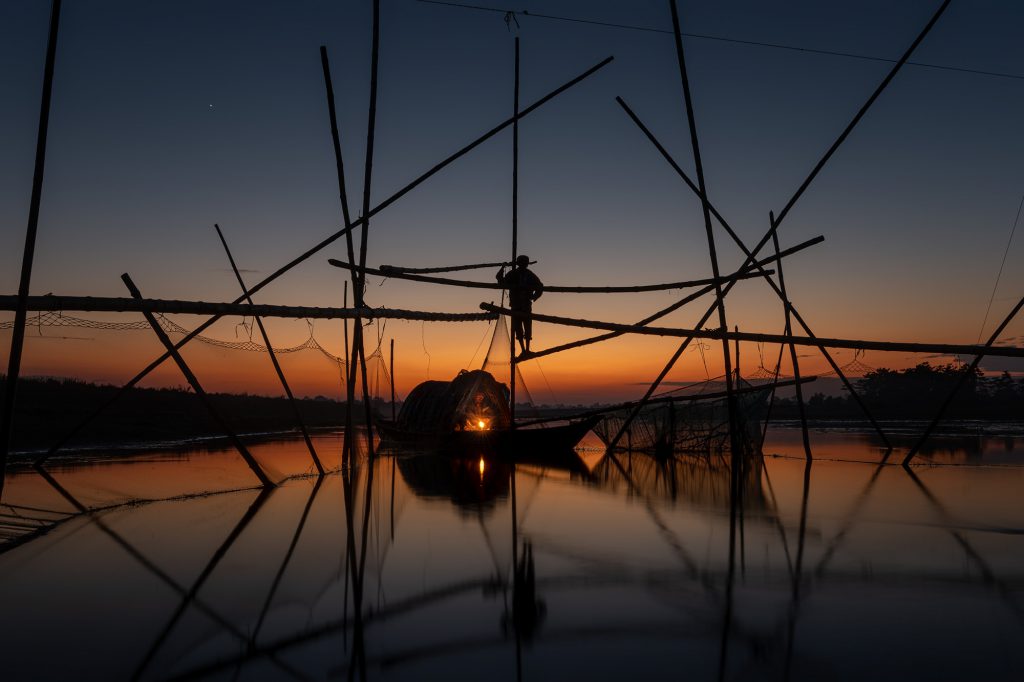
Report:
530,272,544,301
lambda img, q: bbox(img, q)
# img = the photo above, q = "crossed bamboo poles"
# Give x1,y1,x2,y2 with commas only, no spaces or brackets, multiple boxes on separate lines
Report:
485,0,1021,465
11,16,616,488
6,0,1021,494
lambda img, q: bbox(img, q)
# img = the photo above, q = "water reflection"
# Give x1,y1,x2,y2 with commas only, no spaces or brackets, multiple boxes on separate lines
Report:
0,428,1021,680
397,453,511,514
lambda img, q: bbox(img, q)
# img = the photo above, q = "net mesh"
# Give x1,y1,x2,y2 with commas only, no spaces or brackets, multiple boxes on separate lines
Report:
480,316,535,410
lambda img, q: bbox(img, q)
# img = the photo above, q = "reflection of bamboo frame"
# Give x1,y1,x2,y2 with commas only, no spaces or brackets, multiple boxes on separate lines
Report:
138,447,1020,681
33,467,307,680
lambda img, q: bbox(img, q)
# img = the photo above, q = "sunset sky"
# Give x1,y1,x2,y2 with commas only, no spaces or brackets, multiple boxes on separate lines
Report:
2,0,1023,403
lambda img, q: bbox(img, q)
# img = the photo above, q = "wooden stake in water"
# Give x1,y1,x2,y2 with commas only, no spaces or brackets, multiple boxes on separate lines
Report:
667,0,741,457
510,36,521,425
120,274,273,488
214,224,325,475
771,215,811,461
1,0,62,500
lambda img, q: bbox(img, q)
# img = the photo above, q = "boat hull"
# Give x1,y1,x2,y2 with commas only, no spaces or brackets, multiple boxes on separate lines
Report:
378,416,598,456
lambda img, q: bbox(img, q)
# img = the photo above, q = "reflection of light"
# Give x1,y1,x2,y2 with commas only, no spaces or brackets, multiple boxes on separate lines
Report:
477,420,485,429
478,457,486,477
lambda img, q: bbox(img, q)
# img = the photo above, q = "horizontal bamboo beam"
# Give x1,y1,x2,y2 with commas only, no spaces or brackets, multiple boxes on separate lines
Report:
329,259,770,293
0,295,497,322
479,303,1024,358
526,235,824,359
379,260,535,274
514,375,817,427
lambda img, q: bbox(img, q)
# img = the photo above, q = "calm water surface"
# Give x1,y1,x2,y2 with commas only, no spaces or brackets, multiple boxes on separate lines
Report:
1,426,1022,681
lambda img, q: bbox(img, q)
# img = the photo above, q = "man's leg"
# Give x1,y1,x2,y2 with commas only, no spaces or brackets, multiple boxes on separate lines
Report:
512,314,527,354
523,315,533,353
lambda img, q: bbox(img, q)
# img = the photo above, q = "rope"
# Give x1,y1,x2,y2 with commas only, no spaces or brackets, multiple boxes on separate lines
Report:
420,320,432,380
465,319,495,369
415,0,1024,82
693,340,711,380
531,355,558,408
977,192,1023,343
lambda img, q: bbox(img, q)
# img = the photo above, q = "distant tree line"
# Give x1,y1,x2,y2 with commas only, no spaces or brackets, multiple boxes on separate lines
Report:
773,362,1024,420
0,375,357,453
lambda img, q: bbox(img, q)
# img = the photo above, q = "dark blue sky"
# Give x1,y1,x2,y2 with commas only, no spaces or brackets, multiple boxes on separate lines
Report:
2,1,1023,399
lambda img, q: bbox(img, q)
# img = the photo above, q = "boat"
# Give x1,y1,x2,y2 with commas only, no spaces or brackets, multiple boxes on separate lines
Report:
377,369,597,455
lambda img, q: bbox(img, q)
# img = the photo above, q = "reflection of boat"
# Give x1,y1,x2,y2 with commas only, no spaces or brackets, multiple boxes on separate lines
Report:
592,378,771,454
397,453,511,513
378,369,597,454
396,447,588,514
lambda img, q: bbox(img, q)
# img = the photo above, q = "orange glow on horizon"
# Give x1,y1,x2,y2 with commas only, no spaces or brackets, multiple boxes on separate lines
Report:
4,304,1021,405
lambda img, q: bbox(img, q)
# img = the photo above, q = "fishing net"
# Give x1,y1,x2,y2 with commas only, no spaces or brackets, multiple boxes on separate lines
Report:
480,316,536,412
592,378,769,454
397,370,511,433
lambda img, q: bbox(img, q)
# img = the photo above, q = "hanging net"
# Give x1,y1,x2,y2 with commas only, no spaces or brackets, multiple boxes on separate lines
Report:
480,316,536,412
592,377,770,454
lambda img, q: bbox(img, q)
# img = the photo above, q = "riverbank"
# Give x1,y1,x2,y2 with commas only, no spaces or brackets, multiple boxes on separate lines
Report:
4,376,362,456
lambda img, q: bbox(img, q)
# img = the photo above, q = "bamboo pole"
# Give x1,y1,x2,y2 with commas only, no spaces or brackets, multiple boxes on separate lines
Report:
32,53,612,464
619,5,957,459
0,295,497,321
321,44,363,469
330,258,769,292
343,282,350,394
120,274,274,488
759,338,788,451
734,326,740,381
390,338,396,422
603,232,834,451
902,291,1024,466
214,224,325,475
354,0,383,464
478,304,1024,358
772,0,952,229
510,36,520,425
617,95,891,447
666,0,740,459
772,220,812,460
380,260,534,274
1,0,62,501
525,236,821,360
357,0,381,296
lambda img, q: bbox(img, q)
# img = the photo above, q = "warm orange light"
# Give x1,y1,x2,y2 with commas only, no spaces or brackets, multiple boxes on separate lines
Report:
478,457,486,477
477,420,486,429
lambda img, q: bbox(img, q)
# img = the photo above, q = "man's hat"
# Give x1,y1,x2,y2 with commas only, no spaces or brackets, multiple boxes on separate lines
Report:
516,255,529,266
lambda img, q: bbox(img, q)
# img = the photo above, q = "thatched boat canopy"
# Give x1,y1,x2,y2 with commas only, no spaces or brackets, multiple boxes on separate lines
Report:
397,370,511,434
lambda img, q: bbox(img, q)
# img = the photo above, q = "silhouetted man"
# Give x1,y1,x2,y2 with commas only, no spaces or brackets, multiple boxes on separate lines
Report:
496,255,543,358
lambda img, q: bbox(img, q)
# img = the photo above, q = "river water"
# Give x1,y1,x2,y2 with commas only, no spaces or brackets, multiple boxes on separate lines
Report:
0,426,1021,681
